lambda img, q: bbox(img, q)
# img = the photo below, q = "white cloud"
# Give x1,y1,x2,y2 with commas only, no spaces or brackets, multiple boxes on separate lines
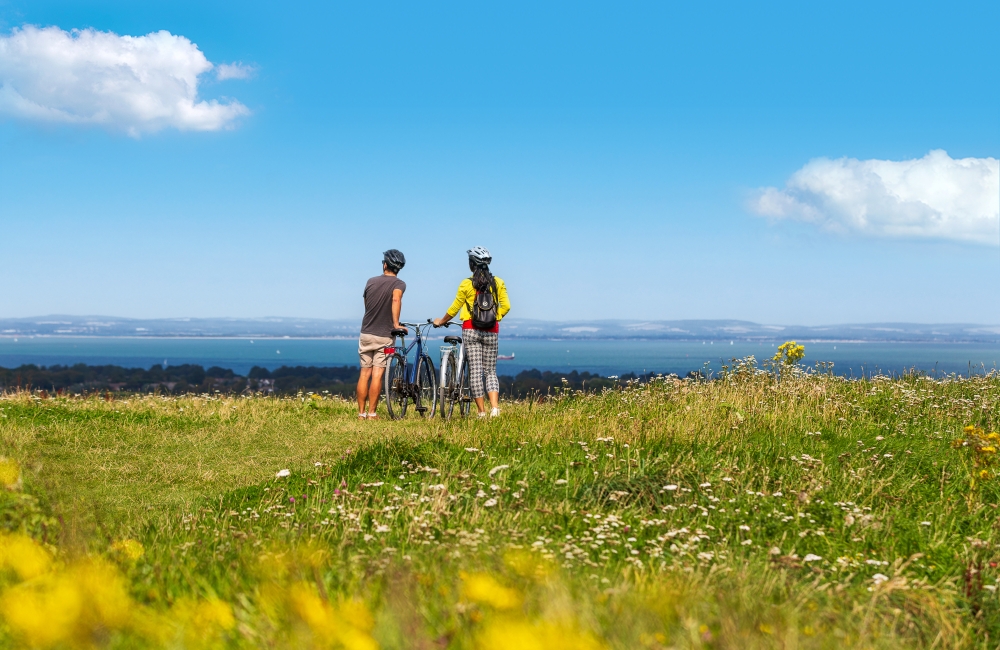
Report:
0,25,250,135
748,150,1000,245
216,62,255,81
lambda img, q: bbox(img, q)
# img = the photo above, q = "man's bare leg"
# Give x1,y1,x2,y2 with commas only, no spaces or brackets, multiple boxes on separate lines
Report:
367,366,386,416
357,367,373,415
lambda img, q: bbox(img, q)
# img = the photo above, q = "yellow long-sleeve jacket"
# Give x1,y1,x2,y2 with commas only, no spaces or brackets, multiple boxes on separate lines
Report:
446,277,510,324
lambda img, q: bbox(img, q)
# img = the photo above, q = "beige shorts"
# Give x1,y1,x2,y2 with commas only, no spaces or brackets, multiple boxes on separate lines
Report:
358,333,394,368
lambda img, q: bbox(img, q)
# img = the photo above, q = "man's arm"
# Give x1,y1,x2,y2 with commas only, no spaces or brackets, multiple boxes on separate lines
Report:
391,288,406,333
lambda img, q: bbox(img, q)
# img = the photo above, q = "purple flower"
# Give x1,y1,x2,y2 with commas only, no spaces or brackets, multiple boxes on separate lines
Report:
289,497,296,504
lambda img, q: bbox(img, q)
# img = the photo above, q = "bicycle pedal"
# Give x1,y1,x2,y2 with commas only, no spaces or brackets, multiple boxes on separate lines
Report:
415,406,428,413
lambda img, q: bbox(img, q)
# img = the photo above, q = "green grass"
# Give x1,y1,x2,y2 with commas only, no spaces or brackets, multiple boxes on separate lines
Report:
2,367,1000,648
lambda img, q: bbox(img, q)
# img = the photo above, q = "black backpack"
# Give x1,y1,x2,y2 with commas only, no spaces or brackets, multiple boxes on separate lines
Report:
467,279,498,330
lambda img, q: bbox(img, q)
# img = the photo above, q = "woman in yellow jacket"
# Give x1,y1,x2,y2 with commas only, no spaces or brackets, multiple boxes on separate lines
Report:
433,246,510,417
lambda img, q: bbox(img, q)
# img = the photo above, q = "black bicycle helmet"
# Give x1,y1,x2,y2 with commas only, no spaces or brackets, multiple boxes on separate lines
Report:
383,249,406,272
467,246,491,265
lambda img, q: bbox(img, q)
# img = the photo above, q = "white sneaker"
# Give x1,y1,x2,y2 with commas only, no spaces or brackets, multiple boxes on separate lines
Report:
490,407,500,417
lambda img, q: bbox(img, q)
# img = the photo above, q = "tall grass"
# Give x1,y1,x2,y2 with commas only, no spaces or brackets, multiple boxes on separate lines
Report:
1,363,999,648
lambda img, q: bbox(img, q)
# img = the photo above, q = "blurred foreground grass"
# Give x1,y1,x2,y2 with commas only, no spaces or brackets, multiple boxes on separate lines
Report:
2,363,1000,648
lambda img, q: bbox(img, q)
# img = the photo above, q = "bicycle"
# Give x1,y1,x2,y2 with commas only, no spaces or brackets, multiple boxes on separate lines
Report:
383,320,438,420
435,322,472,419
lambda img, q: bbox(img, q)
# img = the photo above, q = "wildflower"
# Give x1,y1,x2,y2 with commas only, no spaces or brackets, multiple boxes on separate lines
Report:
465,448,479,453
0,533,52,580
460,572,521,610
375,525,389,533
722,477,733,482
980,470,991,479
769,547,781,555
276,469,291,478
2,558,131,648
803,554,822,562
741,539,752,546
663,485,678,491
554,479,567,485
983,446,997,454
488,465,509,477
920,521,931,526
738,525,750,531
0,458,21,490
287,583,377,650
476,619,603,650
484,498,498,508
111,539,145,562
872,573,889,586
699,482,711,488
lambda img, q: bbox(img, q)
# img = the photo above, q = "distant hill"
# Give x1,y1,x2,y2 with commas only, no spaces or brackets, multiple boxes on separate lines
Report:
1,315,998,343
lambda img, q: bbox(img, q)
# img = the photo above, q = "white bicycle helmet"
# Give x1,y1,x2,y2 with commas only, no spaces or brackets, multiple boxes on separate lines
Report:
467,246,492,265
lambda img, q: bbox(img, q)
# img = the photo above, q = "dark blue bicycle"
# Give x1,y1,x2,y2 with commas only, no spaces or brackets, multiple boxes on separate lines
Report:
383,319,437,419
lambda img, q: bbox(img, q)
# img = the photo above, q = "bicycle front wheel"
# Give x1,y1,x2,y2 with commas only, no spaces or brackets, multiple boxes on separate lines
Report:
439,352,457,419
415,355,437,417
384,355,408,420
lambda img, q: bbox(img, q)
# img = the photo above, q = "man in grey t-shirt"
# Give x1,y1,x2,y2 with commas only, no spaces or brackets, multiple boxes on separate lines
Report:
357,249,407,419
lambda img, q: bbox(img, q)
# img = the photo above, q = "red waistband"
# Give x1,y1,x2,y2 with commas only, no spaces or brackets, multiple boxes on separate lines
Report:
462,320,500,333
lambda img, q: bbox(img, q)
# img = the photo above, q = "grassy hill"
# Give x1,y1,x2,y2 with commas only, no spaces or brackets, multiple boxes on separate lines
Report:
1,363,998,648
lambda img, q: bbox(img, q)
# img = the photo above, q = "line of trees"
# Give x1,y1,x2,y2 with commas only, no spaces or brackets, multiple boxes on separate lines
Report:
0,363,678,397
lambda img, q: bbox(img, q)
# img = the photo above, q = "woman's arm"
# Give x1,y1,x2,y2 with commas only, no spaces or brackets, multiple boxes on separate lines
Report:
496,279,511,319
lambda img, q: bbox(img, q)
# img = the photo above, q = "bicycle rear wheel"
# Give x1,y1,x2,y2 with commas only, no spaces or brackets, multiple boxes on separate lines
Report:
415,355,437,417
384,355,408,420
439,352,457,419
457,358,472,417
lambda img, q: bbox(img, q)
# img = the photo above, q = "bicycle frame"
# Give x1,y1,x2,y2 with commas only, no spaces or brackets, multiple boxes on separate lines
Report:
394,321,433,381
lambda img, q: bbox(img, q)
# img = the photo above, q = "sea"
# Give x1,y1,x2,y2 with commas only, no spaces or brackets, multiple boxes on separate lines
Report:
0,336,998,378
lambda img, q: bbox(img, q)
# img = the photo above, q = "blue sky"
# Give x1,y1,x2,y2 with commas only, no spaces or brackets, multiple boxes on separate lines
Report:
0,0,998,324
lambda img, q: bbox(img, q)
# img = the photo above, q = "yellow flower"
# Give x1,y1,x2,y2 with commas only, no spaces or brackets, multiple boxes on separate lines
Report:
476,619,604,650
0,533,52,580
72,558,132,631
980,470,991,480
461,572,522,610
981,446,997,454
0,558,130,647
988,432,1000,441
1,574,81,647
0,457,21,490
112,539,145,562
287,583,378,650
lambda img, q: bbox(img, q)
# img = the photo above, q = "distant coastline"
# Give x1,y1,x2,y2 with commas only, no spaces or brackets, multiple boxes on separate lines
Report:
1,316,999,344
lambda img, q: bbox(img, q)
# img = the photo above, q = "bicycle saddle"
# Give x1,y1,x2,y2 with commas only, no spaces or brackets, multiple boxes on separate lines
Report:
390,328,408,337
443,336,462,344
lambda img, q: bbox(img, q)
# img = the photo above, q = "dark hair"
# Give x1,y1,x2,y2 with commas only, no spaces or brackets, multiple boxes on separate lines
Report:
470,259,494,294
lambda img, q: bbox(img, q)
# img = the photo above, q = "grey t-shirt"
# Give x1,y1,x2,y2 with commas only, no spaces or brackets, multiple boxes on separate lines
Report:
361,275,406,337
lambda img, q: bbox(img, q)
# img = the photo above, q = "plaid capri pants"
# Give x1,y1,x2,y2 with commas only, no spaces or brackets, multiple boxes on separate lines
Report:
463,328,499,398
